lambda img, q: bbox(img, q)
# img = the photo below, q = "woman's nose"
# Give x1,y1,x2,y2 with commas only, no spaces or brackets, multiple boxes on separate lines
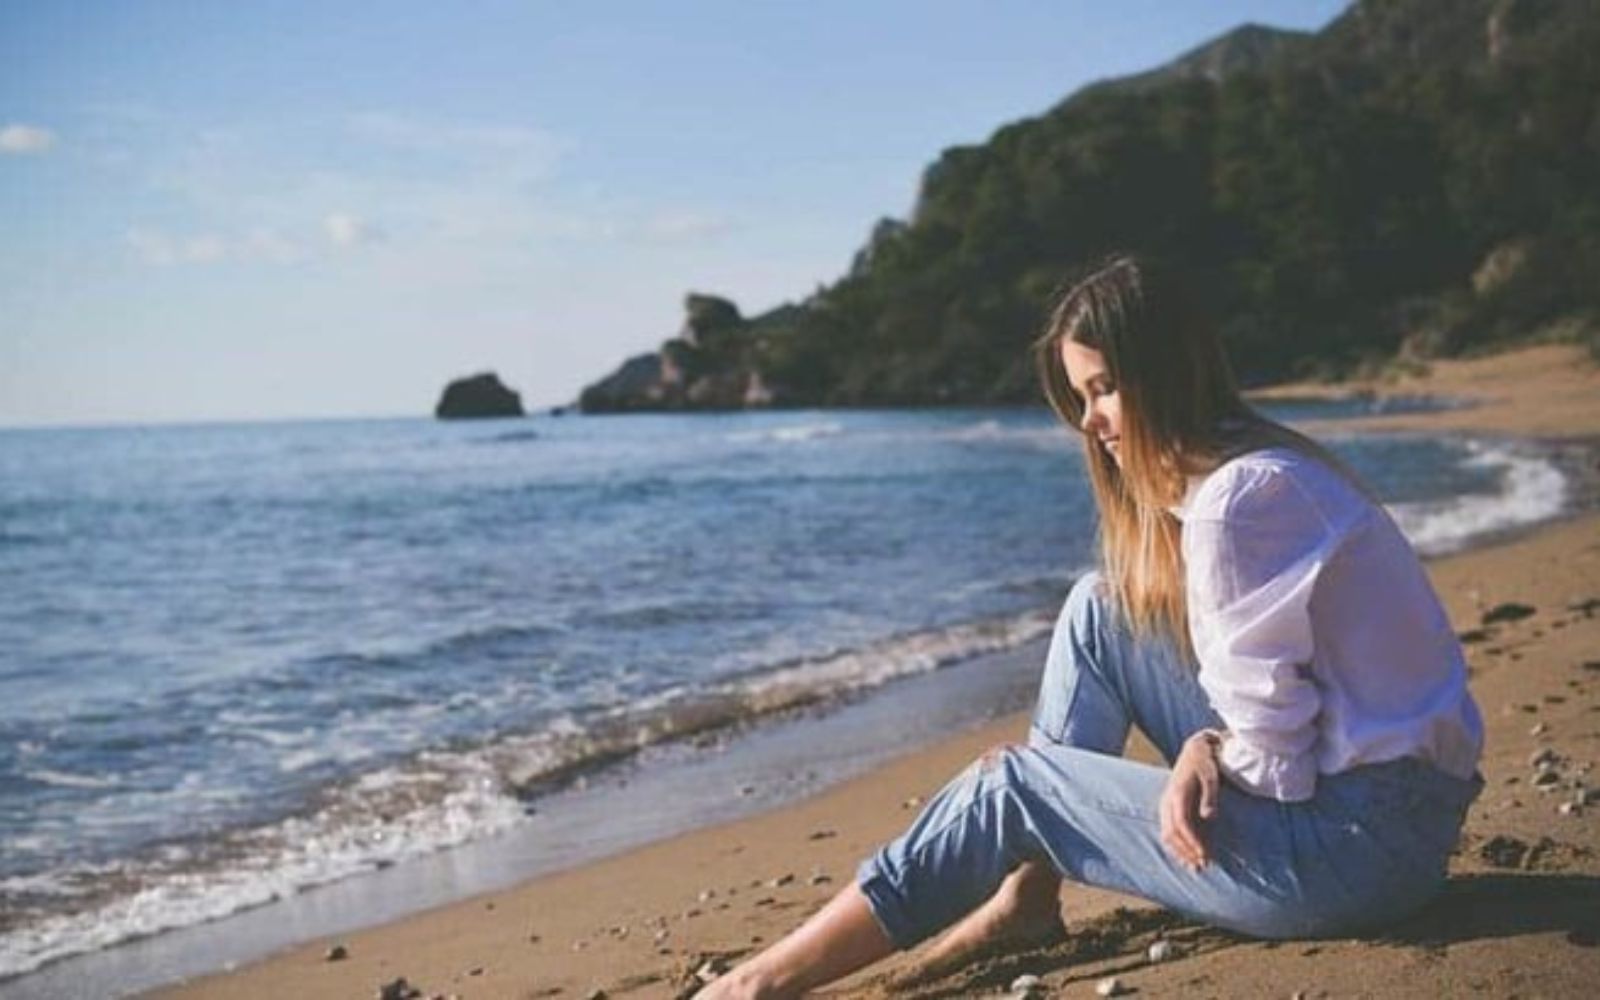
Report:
1080,403,1101,434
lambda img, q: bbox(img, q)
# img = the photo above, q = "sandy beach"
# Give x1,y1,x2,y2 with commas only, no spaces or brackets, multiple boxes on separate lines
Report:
151,344,1600,1000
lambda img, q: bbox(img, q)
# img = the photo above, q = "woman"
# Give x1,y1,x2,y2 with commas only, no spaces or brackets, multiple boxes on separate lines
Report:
698,254,1484,999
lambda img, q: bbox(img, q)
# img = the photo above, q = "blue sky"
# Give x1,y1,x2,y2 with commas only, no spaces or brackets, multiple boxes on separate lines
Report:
1,1,1348,426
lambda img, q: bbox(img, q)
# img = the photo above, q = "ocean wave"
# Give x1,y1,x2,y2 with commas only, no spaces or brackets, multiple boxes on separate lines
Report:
20,770,120,791
477,429,541,445
725,421,845,444
0,605,1063,980
1389,439,1567,555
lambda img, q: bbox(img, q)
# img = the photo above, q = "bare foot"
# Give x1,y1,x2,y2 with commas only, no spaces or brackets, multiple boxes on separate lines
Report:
894,862,1066,987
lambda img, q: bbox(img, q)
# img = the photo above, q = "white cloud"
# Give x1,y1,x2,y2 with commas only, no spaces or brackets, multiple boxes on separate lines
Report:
183,234,227,263
242,227,304,263
0,124,56,154
640,209,732,242
126,226,304,266
324,212,383,247
347,111,570,165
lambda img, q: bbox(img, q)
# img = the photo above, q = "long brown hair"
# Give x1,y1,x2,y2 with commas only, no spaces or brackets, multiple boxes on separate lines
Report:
1034,254,1356,649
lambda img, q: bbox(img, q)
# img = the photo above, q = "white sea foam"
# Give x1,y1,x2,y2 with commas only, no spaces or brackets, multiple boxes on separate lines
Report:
1389,440,1567,555
21,769,121,791
727,421,845,444
0,754,526,979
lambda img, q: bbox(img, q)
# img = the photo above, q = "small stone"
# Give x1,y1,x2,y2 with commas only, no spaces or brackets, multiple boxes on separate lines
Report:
1530,722,1548,736
698,888,716,902
467,967,483,977
695,958,727,984
902,796,923,810
1559,800,1583,816
769,873,795,888
1482,602,1535,625
1534,770,1562,789
807,828,837,841
377,978,421,1000
1010,972,1043,995
1530,747,1558,768
1095,977,1125,997
585,990,608,1000
1148,938,1175,962
325,944,349,962
682,908,702,919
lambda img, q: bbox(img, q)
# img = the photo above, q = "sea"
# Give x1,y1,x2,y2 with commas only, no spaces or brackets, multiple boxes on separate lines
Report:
0,402,1571,994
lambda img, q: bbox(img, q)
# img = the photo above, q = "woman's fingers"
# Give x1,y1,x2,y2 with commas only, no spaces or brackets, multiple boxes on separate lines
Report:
1158,779,1205,870
1197,764,1219,820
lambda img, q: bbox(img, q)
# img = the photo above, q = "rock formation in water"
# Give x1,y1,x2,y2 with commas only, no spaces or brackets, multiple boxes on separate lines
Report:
435,372,525,419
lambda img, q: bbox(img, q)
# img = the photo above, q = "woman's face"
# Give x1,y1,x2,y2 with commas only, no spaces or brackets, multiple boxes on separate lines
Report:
1060,340,1123,465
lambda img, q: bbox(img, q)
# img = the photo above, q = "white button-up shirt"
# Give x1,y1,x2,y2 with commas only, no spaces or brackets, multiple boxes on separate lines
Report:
1176,447,1484,802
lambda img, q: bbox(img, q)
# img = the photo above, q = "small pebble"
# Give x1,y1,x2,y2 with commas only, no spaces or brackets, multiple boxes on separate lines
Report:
695,958,727,984
1010,972,1043,995
586,990,608,1000
1559,801,1582,816
377,978,421,1000
698,888,716,902
1095,977,1125,997
807,828,837,841
769,873,795,888
325,943,349,962
467,967,483,977
1529,747,1558,767
1530,722,1548,737
1148,938,1175,962
1534,770,1561,789
654,928,670,943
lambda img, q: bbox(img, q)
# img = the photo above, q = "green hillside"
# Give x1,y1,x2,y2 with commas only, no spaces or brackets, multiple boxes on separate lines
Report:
580,0,1600,412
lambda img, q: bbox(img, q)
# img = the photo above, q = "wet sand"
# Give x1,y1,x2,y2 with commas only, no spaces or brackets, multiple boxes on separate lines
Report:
151,344,1600,999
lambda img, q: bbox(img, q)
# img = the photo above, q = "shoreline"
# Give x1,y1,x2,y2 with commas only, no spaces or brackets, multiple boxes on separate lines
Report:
15,344,1598,999
146,509,1600,1000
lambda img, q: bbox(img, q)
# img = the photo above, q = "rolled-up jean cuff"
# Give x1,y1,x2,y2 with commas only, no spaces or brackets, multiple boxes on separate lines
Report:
855,853,922,951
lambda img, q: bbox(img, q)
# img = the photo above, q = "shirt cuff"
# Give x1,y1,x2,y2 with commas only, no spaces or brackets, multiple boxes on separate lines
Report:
1202,728,1318,802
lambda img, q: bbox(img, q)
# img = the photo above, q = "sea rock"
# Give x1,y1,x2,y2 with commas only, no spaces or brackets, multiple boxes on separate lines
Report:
1095,976,1125,997
435,372,525,420
1010,972,1044,995
326,943,349,962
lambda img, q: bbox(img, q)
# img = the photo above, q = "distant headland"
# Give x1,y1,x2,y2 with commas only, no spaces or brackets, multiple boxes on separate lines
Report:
576,0,1599,414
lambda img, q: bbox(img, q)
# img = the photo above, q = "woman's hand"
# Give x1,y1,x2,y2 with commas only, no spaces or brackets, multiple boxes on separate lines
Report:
1160,731,1222,872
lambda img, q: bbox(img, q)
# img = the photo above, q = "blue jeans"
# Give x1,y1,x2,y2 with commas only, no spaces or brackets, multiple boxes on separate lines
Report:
857,573,1482,948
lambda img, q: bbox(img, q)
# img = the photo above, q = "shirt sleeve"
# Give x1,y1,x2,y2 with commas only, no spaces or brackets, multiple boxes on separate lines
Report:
1183,463,1334,802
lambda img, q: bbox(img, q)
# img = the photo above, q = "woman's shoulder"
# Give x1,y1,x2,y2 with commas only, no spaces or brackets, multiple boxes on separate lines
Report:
1190,446,1360,524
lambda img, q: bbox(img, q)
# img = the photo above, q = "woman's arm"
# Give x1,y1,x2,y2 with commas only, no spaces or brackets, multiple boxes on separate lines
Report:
1182,460,1343,803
